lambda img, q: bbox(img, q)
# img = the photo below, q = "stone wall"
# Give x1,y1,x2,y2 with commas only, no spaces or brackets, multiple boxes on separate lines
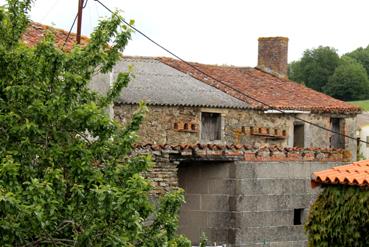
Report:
178,160,345,247
136,146,350,245
145,155,179,195
115,104,357,159
138,144,350,197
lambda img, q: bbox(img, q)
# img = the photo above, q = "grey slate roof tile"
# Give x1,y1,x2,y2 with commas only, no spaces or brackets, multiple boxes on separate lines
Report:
112,57,250,109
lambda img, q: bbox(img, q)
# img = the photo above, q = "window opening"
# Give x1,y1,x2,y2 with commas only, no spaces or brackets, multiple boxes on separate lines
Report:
330,118,345,148
293,122,305,148
201,112,221,141
293,208,304,225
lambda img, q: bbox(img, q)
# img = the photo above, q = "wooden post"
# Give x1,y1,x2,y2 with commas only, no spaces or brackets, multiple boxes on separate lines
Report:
357,137,361,161
76,0,84,44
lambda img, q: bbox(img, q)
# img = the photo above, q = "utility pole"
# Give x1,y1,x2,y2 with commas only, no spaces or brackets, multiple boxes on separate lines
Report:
76,0,84,44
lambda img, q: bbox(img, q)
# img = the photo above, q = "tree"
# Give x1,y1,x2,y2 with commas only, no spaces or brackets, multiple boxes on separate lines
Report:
346,45,369,76
0,0,190,246
324,56,369,101
305,186,369,246
288,46,340,92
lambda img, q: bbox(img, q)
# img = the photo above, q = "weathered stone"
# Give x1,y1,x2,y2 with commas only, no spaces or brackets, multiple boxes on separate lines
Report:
114,105,357,160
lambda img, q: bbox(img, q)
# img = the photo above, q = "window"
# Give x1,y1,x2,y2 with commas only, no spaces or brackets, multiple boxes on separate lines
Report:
293,122,305,148
330,118,345,148
293,208,304,225
201,112,221,141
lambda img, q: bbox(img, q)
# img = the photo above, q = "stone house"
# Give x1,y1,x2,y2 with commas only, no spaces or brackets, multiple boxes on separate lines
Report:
89,37,361,246
21,24,361,246
94,38,359,152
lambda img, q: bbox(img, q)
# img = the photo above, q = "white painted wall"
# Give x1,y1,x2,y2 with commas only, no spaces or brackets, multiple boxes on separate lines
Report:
359,125,369,159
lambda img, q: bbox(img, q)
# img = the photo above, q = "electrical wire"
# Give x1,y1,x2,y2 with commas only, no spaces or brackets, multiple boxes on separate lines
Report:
93,0,367,145
63,0,89,49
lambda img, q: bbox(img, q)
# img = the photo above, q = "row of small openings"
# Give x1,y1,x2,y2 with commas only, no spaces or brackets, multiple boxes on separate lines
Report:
174,122,197,131
247,126,287,136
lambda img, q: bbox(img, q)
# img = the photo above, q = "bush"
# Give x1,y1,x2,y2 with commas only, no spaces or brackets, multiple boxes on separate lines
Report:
306,186,369,246
0,0,189,246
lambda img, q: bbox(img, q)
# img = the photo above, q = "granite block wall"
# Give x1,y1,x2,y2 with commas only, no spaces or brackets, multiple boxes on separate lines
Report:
177,160,346,247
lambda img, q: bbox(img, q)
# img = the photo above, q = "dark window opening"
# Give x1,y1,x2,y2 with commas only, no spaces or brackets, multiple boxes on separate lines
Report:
201,112,221,141
330,118,345,148
184,123,189,130
282,130,287,136
293,123,305,148
293,208,304,225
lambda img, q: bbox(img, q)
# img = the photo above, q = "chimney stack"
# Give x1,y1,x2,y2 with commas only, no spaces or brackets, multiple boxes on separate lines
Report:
257,37,288,78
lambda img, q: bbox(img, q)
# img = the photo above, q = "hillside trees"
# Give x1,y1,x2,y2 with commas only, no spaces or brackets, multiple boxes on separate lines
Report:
346,45,369,76
288,46,340,91
289,45,369,101
324,57,369,101
0,0,189,246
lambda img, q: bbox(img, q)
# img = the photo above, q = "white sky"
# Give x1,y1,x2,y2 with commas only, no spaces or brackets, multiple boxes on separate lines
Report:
1,0,369,66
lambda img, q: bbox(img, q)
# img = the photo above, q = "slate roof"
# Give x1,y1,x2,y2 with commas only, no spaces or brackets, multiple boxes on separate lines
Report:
22,22,89,51
114,57,250,109
311,160,369,187
158,57,360,114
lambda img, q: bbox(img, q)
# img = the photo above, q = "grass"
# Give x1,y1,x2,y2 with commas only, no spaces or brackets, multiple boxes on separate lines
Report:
349,100,369,111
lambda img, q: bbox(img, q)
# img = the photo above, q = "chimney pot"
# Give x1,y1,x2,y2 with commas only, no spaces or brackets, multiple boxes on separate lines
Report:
257,37,288,78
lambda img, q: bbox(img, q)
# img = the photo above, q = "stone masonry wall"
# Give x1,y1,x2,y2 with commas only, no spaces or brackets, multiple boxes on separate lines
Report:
138,145,350,197
178,160,346,247
145,155,179,195
115,104,357,159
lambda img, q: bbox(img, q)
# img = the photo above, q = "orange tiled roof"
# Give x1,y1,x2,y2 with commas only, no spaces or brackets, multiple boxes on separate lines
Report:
158,57,360,114
312,160,369,187
22,22,89,51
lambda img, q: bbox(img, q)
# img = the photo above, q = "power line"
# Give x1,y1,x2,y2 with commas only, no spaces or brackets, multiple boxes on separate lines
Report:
63,0,89,49
93,0,367,146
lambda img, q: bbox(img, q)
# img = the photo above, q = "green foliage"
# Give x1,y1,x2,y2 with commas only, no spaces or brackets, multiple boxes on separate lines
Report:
0,0,189,246
346,45,369,76
305,186,369,246
288,46,340,92
324,57,369,101
199,232,208,247
349,99,369,111
288,60,305,84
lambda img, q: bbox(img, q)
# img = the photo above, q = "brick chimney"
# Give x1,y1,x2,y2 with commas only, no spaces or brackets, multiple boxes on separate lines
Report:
257,37,288,78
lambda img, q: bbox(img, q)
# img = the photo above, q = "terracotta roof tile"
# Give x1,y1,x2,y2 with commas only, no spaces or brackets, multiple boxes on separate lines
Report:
134,143,351,162
22,22,89,51
312,160,369,187
157,57,360,114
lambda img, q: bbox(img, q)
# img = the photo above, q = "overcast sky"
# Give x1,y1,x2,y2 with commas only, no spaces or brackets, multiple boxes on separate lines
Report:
1,0,369,66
